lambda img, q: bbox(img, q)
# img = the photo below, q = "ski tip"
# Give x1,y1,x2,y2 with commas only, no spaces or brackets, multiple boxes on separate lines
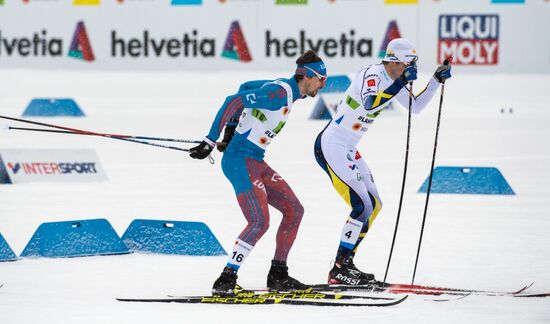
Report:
383,294,408,306
116,297,145,302
396,294,408,304
429,291,472,302
513,282,534,295
514,292,550,298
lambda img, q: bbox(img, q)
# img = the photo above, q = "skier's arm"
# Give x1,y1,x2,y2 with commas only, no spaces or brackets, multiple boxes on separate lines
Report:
361,66,416,111
394,77,440,114
206,85,287,142
395,62,451,114
205,93,245,142
238,80,271,92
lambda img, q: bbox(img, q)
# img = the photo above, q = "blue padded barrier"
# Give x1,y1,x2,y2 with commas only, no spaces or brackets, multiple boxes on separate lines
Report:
0,233,17,262
20,219,130,258
121,219,226,256
309,96,333,120
319,75,351,93
23,98,85,117
418,166,515,195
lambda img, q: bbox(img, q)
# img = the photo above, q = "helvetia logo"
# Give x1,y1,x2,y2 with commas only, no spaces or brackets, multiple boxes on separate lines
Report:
0,30,63,57
265,29,372,58
68,21,95,62
222,21,252,62
379,20,402,59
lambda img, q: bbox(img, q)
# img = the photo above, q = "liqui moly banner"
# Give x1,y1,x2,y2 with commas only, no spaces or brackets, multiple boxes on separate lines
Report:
0,149,107,184
438,14,499,65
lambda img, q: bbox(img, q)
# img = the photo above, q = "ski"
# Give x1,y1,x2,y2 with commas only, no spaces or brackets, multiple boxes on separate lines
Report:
168,290,396,301
308,281,533,297
514,292,550,298
383,282,532,296
116,294,407,307
239,285,471,302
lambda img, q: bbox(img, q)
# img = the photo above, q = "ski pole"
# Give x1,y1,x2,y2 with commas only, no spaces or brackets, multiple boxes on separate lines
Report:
1,115,191,153
383,57,417,283
3,115,215,163
1,116,201,143
7,126,201,144
105,135,191,152
411,57,452,285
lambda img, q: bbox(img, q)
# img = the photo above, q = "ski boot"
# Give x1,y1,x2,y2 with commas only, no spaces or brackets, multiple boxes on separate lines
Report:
267,260,310,292
212,266,238,296
328,258,375,285
346,258,375,281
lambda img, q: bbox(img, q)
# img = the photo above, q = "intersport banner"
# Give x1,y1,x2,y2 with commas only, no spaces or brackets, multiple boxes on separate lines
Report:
0,149,108,184
0,0,547,73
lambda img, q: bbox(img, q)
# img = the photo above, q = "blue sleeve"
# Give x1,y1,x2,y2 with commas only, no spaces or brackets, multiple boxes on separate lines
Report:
363,78,406,111
206,83,288,141
206,94,244,141
240,83,288,111
238,80,271,92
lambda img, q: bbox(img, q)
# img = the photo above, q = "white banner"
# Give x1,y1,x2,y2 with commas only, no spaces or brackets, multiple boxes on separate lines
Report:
0,0,547,73
0,149,108,184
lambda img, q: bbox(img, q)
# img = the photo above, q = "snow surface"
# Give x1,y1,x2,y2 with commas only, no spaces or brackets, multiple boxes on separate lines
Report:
1,69,549,324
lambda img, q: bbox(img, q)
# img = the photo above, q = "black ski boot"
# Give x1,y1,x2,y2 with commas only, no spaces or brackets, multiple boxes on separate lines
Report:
212,266,238,296
346,258,375,281
328,258,375,285
266,260,310,292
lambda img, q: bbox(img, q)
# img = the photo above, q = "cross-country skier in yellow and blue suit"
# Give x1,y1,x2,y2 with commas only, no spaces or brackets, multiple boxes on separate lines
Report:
314,38,452,285
190,51,327,295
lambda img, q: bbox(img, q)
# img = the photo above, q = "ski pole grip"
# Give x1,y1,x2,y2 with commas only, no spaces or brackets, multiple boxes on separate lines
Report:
443,57,453,66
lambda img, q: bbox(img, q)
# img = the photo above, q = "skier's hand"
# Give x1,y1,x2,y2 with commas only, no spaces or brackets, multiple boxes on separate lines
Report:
400,64,417,84
189,137,215,159
434,64,452,83
217,124,236,152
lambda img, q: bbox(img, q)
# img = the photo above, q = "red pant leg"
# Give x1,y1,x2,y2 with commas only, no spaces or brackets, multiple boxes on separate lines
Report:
261,163,304,262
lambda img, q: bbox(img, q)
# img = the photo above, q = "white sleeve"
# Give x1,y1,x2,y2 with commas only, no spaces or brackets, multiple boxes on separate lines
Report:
395,77,441,114
358,67,382,108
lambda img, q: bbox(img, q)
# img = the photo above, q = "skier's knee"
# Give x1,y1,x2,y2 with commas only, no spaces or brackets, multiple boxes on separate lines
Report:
292,202,304,226
293,201,304,220
282,200,304,225
247,220,270,238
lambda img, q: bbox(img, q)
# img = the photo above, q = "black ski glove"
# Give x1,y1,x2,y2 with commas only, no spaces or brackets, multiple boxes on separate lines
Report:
399,63,418,84
217,122,237,152
434,64,452,83
189,137,215,159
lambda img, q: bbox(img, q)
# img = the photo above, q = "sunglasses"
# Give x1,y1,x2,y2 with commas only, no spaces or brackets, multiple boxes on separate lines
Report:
404,56,418,66
304,66,327,81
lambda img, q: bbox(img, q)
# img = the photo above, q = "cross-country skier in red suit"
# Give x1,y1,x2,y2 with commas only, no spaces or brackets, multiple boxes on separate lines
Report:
190,51,327,295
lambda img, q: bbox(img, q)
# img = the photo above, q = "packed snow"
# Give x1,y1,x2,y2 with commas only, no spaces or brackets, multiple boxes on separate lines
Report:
1,69,549,323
